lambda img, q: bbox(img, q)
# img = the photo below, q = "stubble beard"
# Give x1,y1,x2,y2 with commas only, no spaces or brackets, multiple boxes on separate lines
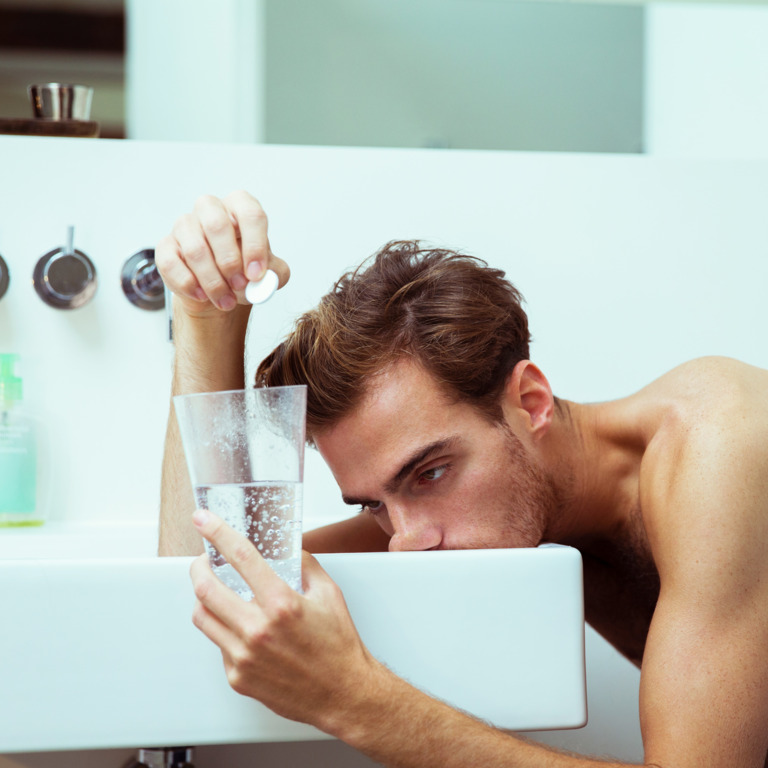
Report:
496,421,562,549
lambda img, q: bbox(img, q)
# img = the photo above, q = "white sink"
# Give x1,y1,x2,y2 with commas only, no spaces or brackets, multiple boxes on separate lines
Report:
0,517,342,561
0,543,585,752
0,520,160,560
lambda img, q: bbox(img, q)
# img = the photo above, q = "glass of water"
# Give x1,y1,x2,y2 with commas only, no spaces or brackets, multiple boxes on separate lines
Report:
174,386,307,599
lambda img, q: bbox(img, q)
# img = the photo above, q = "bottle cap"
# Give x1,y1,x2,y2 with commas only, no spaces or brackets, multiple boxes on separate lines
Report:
0,353,22,403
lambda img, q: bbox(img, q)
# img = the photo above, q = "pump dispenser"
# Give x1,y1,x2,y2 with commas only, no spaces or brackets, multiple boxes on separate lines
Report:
0,354,40,526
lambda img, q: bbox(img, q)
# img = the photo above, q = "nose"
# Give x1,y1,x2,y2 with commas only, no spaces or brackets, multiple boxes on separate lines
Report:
387,505,442,552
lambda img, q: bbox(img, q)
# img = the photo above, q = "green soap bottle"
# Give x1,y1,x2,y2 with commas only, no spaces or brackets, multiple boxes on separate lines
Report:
0,354,41,527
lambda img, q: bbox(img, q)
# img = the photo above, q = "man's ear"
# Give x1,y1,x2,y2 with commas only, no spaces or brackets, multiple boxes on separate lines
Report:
502,361,555,441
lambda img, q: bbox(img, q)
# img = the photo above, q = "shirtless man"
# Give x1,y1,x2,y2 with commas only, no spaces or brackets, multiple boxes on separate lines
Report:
157,190,768,768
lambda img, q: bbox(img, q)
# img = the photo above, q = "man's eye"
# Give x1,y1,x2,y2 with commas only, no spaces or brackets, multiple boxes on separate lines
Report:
362,501,384,515
419,464,449,483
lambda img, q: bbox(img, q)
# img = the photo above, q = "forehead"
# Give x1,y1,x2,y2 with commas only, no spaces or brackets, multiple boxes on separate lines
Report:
321,358,451,436
314,359,478,483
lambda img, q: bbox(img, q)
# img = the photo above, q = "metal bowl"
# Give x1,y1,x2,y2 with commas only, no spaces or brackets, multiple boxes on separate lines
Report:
28,83,93,121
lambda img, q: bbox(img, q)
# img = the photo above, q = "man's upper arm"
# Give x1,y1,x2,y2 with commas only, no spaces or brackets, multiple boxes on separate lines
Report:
639,426,768,767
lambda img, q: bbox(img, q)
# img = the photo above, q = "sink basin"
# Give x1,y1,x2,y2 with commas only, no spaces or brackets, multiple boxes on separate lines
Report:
0,517,343,561
0,545,585,752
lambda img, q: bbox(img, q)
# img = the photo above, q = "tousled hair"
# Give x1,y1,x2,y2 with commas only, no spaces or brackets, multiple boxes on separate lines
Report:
255,240,531,442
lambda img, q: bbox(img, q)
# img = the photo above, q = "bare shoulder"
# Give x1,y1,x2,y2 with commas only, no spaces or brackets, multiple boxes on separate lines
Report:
646,356,768,408
640,356,768,443
641,356,768,495
639,357,768,581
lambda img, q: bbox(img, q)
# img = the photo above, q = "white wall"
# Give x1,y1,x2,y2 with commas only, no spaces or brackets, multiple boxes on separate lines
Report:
2,138,767,767
645,2,768,157
125,0,266,143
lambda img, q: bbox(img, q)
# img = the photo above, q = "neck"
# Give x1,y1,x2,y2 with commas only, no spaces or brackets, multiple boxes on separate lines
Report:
540,399,646,548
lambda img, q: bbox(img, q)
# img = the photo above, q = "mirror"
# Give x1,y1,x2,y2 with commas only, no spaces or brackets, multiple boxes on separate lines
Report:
1,0,766,155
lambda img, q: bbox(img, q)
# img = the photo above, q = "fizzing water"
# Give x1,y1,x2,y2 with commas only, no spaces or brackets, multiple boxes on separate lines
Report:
194,481,303,599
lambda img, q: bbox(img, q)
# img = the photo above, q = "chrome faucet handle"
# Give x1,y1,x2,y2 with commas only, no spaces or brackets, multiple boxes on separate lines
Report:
0,254,9,301
33,227,97,309
121,249,166,311
136,747,194,768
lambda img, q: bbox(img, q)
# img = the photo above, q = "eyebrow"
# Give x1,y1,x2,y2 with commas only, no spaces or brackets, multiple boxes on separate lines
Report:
341,436,461,506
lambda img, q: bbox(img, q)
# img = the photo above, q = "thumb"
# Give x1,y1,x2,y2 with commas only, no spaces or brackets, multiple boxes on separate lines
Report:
300,550,343,597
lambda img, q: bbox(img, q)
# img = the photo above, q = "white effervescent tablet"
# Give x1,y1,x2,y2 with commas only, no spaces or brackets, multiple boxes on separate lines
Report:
245,269,279,305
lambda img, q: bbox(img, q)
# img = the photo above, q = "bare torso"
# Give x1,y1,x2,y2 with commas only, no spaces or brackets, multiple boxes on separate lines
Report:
581,523,659,667
573,357,768,668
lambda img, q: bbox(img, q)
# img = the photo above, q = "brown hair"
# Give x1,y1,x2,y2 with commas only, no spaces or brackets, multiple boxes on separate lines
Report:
256,240,531,441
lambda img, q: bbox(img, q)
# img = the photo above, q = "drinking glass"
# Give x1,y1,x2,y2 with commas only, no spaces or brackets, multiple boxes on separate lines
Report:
174,386,307,598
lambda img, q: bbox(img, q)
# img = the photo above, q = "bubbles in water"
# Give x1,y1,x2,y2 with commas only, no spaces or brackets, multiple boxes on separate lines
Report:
194,481,303,596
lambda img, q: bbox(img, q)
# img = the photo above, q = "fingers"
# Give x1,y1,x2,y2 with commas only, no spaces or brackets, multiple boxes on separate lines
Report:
193,194,247,294
190,554,243,647
192,509,294,608
189,517,374,723
299,549,339,597
172,207,237,311
155,233,207,305
156,190,290,314
223,191,291,290
222,190,269,284
190,511,306,693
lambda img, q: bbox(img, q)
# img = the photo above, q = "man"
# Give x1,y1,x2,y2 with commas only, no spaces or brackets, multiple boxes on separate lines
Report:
156,190,768,768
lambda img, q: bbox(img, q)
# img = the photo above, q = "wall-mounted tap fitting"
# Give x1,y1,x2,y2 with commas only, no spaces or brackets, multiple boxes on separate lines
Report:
127,747,194,768
121,249,165,311
33,226,97,309
0,254,9,301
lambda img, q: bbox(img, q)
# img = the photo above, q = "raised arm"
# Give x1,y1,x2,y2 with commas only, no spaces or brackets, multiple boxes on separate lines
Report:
156,191,290,556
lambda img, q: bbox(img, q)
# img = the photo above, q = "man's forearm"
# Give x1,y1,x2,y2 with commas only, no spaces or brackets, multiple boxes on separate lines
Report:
303,514,392,553
329,663,631,768
158,301,251,556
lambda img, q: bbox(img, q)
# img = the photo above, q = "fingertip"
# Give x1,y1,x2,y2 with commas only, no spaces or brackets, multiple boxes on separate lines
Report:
188,552,210,584
193,509,211,528
246,261,264,281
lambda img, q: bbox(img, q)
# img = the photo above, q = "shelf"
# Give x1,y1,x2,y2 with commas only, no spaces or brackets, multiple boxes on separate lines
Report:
0,117,100,137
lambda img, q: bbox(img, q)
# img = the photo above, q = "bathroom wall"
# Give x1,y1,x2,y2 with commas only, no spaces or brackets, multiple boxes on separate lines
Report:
1,137,767,767
645,2,768,158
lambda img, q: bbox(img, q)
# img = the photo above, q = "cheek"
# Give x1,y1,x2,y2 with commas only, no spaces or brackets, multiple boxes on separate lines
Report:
456,460,511,507
436,466,512,536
